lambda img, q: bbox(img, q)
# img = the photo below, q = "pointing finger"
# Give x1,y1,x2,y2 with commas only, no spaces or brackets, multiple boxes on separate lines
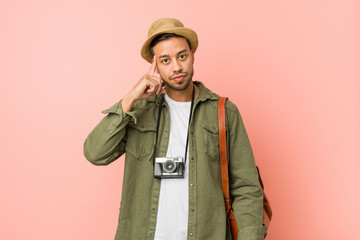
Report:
148,55,157,76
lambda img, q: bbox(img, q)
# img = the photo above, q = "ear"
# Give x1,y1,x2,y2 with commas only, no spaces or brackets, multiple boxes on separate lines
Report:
191,49,195,64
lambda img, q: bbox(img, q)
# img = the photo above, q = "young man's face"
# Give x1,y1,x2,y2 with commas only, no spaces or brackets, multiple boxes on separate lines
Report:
153,37,194,91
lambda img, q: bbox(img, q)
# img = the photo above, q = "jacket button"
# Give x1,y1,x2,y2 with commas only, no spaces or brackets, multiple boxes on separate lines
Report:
190,233,193,236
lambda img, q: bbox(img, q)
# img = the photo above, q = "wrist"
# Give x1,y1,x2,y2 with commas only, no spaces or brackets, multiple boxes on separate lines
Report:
122,94,137,113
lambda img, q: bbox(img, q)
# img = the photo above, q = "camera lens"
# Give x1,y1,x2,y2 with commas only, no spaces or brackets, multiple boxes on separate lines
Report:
164,160,177,173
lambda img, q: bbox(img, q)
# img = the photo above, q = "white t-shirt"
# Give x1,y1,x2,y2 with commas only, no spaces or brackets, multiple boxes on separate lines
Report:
154,94,191,240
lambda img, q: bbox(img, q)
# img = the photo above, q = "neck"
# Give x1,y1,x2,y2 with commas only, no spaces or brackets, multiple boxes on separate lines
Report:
165,82,199,102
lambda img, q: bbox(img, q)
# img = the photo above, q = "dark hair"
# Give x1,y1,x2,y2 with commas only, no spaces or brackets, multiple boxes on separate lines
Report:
150,33,192,57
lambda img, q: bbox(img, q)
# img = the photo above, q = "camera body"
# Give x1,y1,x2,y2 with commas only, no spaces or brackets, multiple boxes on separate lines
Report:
154,156,185,179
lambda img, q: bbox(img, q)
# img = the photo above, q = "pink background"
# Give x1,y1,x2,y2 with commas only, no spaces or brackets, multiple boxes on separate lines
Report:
1,0,359,239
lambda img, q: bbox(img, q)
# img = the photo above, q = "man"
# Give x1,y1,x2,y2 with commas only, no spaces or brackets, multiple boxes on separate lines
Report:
84,18,267,240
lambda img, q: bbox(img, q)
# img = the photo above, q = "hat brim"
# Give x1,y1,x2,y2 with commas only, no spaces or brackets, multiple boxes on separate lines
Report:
141,27,198,63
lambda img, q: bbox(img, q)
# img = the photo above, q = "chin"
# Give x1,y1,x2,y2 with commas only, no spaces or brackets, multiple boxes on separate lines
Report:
166,79,192,91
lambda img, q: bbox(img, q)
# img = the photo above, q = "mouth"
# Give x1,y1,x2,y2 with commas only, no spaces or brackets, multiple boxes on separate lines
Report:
171,74,187,82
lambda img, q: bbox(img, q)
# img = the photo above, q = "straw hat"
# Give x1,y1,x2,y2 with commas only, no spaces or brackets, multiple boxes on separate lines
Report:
141,18,198,63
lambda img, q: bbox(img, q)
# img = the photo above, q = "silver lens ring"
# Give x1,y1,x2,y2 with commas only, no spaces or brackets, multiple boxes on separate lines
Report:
164,160,177,173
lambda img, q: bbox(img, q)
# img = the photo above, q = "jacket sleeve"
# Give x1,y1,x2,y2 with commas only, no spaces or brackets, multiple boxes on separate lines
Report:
226,102,268,240
83,100,137,166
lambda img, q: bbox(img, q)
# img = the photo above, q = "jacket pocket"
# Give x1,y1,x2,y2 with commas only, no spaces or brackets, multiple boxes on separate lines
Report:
201,121,220,160
125,122,157,159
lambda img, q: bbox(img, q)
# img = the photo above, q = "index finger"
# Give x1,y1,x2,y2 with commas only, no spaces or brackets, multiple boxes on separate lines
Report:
147,55,157,75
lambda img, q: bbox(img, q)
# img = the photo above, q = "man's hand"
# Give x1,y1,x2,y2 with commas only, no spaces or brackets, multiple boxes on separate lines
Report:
122,56,165,113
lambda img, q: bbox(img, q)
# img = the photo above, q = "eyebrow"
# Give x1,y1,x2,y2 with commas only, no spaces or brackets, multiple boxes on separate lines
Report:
159,49,188,59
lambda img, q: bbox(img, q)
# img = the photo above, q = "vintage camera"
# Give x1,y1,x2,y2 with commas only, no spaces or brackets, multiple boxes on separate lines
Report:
154,156,185,179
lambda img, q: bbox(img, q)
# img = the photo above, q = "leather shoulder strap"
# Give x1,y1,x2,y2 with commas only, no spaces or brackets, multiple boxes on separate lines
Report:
218,97,232,213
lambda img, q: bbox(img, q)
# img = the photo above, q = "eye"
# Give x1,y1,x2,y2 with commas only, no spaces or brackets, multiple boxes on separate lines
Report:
161,58,169,64
179,54,187,60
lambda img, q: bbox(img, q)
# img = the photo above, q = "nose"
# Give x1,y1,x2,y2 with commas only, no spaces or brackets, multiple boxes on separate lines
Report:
172,59,183,73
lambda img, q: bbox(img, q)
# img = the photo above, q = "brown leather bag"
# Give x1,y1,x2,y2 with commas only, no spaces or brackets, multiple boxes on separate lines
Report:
218,97,272,240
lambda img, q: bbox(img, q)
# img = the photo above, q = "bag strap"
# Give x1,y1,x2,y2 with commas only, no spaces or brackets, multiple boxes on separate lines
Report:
218,97,232,215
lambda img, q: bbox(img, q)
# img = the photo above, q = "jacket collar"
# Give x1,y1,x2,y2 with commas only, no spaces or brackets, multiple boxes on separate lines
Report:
195,81,219,102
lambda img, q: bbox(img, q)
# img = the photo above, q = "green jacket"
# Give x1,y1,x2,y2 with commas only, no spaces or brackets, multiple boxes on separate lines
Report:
83,81,267,240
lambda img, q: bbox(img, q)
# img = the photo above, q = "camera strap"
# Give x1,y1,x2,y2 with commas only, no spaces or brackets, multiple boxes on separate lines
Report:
153,85,195,165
